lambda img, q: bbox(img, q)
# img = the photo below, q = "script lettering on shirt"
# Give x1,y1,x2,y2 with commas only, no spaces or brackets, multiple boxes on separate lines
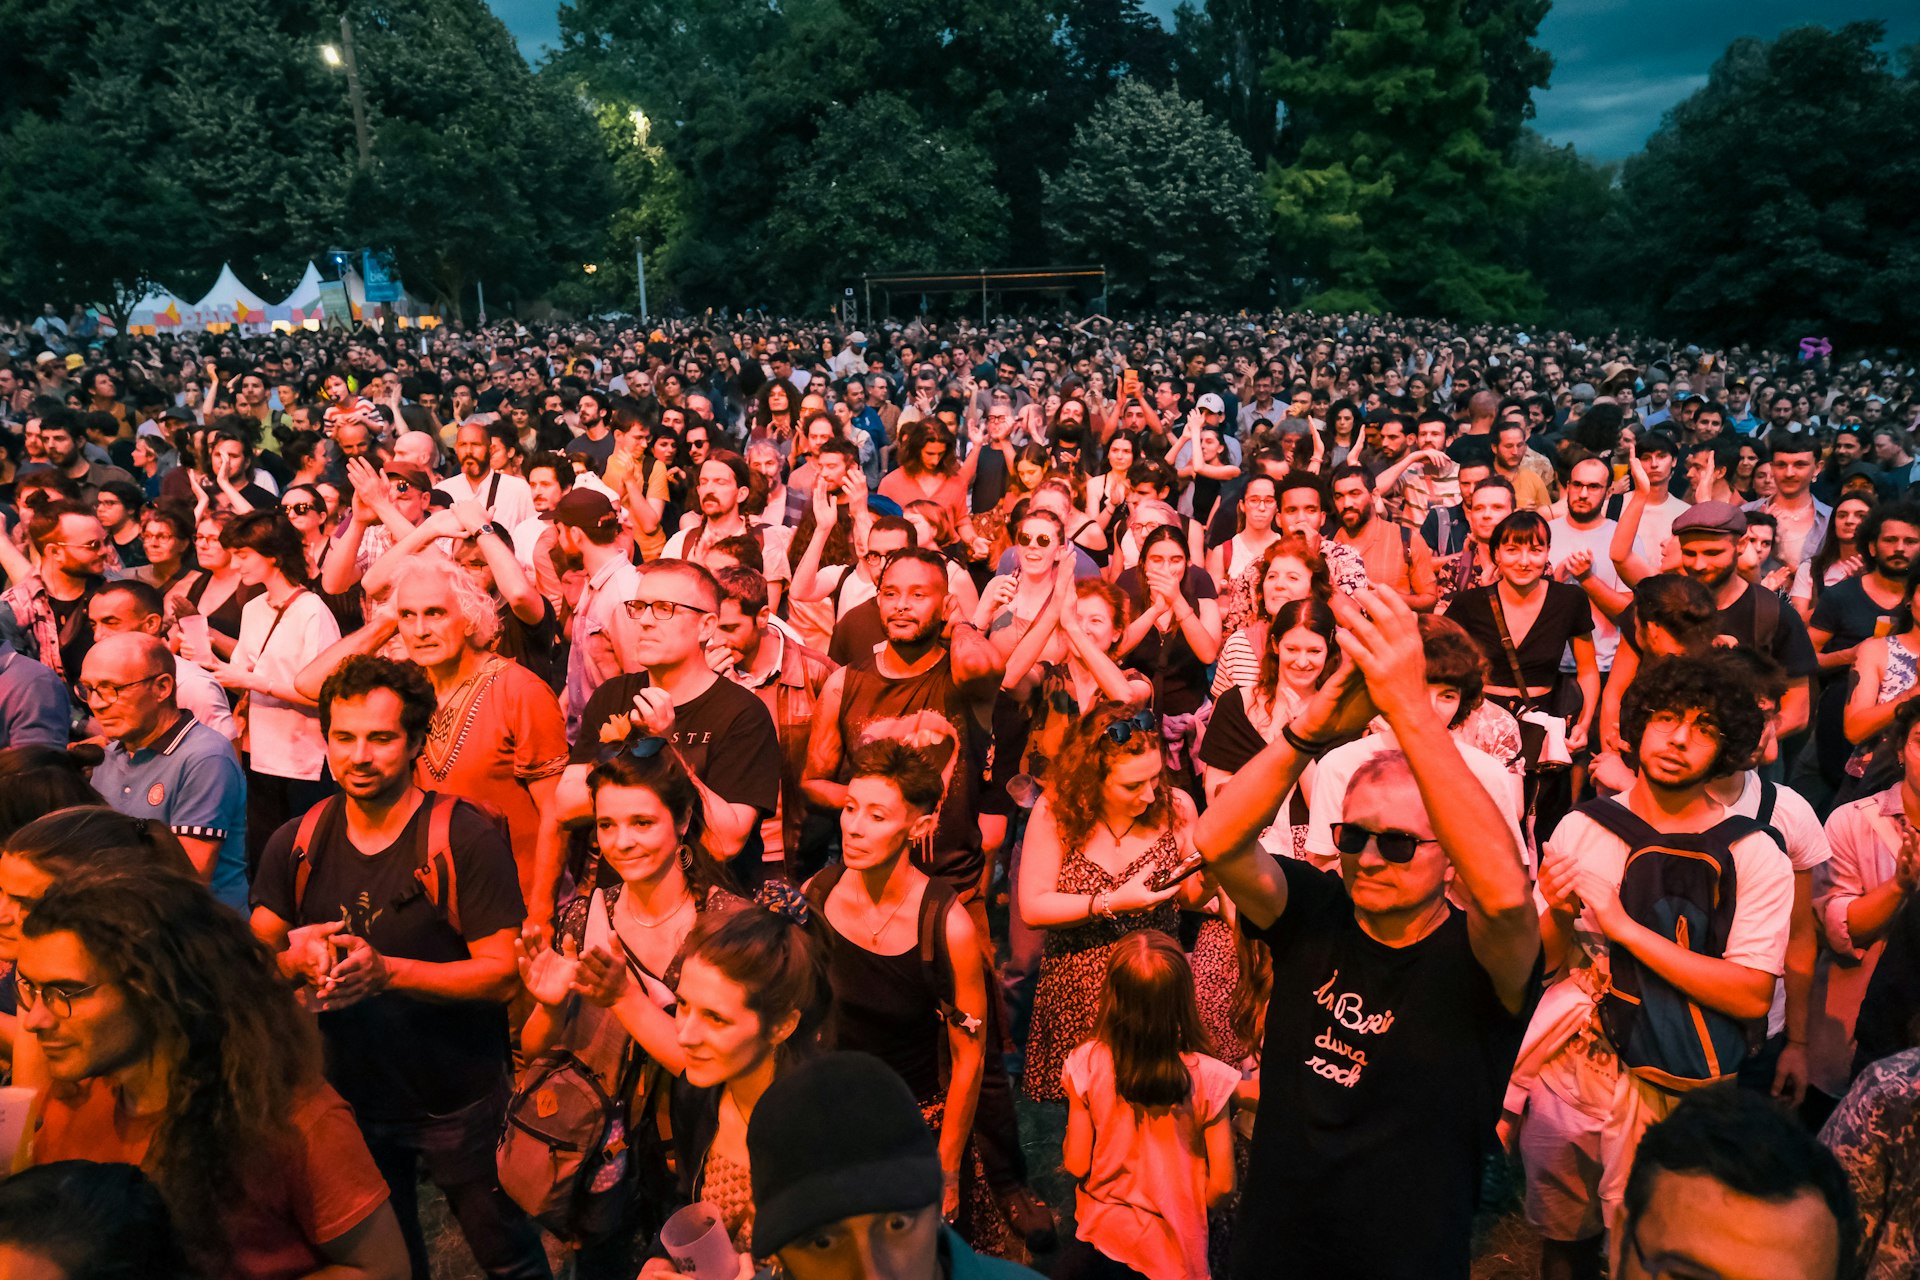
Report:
1313,970,1397,1035
1306,970,1396,1089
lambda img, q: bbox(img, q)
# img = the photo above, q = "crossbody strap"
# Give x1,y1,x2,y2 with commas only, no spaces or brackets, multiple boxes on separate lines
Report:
1487,589,1536,705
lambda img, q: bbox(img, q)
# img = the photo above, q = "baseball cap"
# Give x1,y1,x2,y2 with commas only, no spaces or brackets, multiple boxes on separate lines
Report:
63,354,84,372
1671,501,1746,539
1569,383,1597,404
383,461,433,493
1197,392,1226,415
33,351,57,367
547,488,618,532
847,331,867,346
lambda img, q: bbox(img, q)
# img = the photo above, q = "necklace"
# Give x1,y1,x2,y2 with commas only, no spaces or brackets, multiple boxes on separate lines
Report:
855,883,914,946
622,894,693,930
1101,814,1142,846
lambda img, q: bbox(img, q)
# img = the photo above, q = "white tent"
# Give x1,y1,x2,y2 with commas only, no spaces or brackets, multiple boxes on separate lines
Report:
188,263,274,332
128,283,198,333
277,261,327,329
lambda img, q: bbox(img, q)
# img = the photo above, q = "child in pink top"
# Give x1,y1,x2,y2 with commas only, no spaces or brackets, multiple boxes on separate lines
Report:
1062,932,1238,1280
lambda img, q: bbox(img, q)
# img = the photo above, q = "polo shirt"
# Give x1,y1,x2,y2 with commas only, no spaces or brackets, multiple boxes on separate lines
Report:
92,710,248,912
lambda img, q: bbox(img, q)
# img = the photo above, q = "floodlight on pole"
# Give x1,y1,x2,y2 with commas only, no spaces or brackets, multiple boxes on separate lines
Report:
321,45,343,67
324,16,372,168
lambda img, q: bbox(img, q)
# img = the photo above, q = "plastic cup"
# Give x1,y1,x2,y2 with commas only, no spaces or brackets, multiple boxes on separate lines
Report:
658,1201,740,1279
180,613,211,660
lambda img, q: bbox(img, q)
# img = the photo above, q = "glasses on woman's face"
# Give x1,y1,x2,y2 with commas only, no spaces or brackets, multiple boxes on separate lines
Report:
1015,531,1055,549
283,503,318,517
1330,822,1435,864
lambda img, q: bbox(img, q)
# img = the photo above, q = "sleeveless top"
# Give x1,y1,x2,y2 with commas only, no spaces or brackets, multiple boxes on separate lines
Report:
837,650,985,892
811,871,952,1103
182,572,260,640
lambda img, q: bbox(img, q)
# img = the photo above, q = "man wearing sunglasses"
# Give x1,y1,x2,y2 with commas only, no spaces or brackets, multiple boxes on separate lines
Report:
0,499,114,692
1194,585,1540,1280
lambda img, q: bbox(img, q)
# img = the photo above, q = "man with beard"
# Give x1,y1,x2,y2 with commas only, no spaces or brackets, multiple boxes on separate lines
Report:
1745,438,1830,572
38,409,134,504
1602,501,1819,755
539,557,781,910
1330,464,1437,612
663,450,793,611
801,547,1055,1251
1808,503,1920,678
251,655,550,1280
569,389,617,473
0,499,113,690
1512,654,1791,1279
435,420,536,529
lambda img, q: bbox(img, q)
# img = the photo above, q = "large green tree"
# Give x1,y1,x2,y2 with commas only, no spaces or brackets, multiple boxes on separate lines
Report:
0,0,609,322
1613,22,1920,345
1265,0,1541,320
765,95,1007,306
1042,80,1267,308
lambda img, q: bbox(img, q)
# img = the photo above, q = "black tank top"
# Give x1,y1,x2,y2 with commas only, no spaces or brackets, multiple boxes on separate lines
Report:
837,649,984,892
816,905,946,1102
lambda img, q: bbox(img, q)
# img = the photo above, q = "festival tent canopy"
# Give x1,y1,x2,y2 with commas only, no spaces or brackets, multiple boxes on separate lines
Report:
187,263,275,332
276,261,328,328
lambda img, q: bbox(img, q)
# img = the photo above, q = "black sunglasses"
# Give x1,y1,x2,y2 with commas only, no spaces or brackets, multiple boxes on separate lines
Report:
1103,710,1157,745
1330,823,1436,864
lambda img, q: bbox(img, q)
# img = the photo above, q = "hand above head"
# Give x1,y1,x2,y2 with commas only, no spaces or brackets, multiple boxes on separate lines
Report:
1329,586,1429,725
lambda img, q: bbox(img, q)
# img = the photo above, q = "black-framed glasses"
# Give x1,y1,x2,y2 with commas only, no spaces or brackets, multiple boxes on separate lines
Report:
623,598,711,622
1103,710,1157,745
283,502,319,517
79,673,162,706
386,478,416,494
1330,823,1437,864
15,973,102,1019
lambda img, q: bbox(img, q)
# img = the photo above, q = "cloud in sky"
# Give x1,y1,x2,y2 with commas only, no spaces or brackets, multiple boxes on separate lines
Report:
485,0,1918,159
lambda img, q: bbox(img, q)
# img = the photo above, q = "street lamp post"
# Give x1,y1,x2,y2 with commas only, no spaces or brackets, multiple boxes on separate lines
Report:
323,16,372,167
634,236,648,322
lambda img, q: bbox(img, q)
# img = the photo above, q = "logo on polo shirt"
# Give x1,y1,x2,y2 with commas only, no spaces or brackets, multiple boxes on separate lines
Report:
148,782,165,806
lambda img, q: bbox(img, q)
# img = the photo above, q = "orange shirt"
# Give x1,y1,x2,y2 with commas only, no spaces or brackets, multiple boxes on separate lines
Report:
34,1078,389,1280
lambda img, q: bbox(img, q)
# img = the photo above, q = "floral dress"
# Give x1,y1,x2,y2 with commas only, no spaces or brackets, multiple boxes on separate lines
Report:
1024,829,1182,1103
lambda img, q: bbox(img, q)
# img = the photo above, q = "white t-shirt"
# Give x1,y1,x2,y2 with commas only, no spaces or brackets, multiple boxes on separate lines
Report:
1532,786,1795,1114
1636,492,1693,569
435,469,537,530
1725,773,1829,1038
1303,726,1529,872
662,522,793,582
1548,517,1643,673
231,590,341,780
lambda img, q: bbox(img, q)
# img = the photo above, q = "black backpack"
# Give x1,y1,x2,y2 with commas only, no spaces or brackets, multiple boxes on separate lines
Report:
1575,797,1780,1089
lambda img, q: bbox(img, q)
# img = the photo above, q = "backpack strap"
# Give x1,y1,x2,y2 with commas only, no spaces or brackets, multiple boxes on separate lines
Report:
1572,796,1663,850
1756,778,1778,827
412,792,463,936
916,879,977,1034
802,862,846,917
290,795,344,922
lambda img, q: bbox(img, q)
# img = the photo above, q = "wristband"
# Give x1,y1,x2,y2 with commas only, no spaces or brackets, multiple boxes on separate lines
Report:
1282,721,1333,756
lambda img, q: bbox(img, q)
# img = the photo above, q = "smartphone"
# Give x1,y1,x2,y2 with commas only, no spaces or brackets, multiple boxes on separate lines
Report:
1122,369,1140,396
1148,851,1205,893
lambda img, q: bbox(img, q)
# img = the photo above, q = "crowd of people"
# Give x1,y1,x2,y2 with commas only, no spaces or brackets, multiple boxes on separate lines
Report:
0,309,1914,1280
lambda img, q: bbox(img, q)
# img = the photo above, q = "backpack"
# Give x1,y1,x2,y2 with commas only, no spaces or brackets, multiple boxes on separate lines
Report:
496,895,652,1239
1575,797,1779,1090
290,791,465,934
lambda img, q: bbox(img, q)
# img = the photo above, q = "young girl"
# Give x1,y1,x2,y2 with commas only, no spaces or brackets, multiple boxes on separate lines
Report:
1062,932,1237,1280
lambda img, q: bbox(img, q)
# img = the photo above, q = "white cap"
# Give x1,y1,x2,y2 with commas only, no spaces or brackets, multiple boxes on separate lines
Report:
1197,392,1225,414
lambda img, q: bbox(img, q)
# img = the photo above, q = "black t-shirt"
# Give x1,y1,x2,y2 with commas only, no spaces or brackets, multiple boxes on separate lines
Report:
252,796,526,1120
1234,861,1538,1280
496,596,563,692
1808,575,1896,654
1618,579,1819,679
828,598,887,668
1116,564,1219,717
1445,581,1595,688
1445,432,1494,468
568,430,618,474
1199,685,1269,773
571,672,783,863
47,583,99,685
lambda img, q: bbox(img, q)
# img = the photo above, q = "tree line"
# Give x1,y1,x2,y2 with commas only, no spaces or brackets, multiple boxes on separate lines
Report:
1,0,1914,344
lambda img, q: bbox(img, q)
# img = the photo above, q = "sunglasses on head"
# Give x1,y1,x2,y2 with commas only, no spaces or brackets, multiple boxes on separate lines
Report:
1330,823,1436,864
1103,710,1157,745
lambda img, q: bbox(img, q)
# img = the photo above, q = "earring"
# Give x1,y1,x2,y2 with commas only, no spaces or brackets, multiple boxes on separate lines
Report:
678,843,694,872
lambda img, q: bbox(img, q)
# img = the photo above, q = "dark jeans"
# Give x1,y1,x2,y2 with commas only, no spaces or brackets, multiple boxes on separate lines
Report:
1052,1236,1152,1280
358,1080,551,1280
244,764,334,880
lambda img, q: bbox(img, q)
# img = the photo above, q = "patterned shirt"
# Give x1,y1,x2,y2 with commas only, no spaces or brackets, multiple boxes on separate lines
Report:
1822,1047,1920,1280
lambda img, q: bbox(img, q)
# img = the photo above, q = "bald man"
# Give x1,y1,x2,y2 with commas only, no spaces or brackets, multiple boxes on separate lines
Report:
87,579,238,742
84,632,249,911
393,429,440,475
1446,389,1503,467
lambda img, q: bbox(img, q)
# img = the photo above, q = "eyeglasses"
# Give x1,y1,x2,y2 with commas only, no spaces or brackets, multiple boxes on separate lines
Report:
1103,710,1158,745
387,478,415,494
50,539,103,552
14,973,102,1019
1330,823,1438,864
79,673,162,706
623,598,711,622
1015,532,1055,549
283,503,318,517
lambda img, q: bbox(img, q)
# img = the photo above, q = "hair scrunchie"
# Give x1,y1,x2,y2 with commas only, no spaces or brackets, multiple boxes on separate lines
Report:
754,879,812,927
